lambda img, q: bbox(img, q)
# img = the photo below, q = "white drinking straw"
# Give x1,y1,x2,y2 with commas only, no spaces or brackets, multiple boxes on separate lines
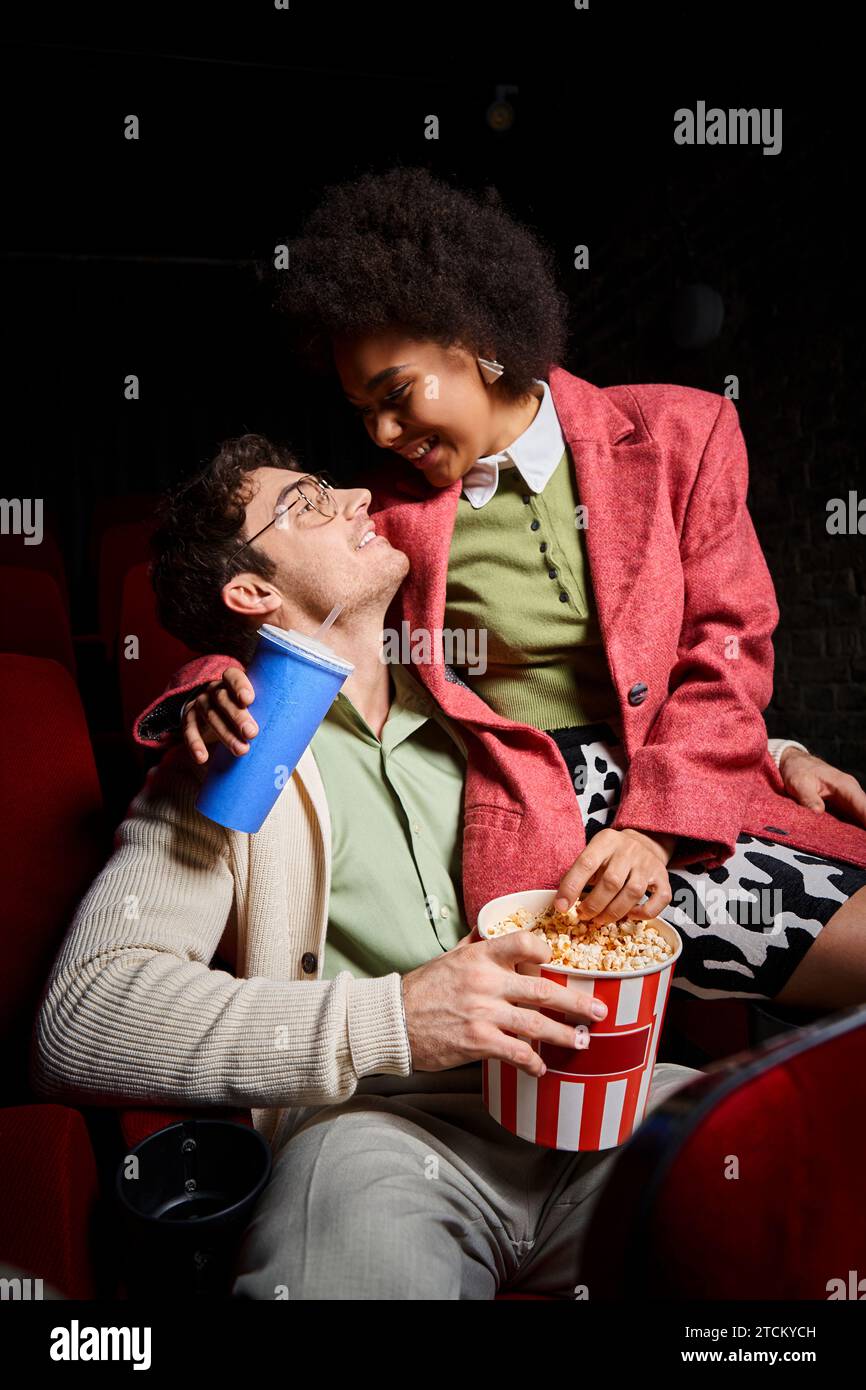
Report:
313,602,343,642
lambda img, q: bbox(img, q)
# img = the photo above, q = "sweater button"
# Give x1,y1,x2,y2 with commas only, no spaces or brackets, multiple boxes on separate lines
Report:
627,682,648,706
301,952,318,974
558,591,568,603
548,567,558,579
522,494,531,504
539,541,548,553
530,519,541,531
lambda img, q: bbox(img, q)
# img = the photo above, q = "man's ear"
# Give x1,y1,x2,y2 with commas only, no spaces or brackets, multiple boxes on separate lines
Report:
221,571,282,620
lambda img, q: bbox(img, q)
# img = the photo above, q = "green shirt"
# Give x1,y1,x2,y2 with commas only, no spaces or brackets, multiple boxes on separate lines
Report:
311,662,468,980
444,446,619,730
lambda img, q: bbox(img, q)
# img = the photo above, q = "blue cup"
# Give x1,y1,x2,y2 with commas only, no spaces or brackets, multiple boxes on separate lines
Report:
195,623,354,833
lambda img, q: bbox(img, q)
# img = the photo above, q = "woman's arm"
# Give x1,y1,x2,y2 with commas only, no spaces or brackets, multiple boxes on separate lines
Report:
611,397,781,870
557,398,782,920
180,669,257,762
134,653,242,747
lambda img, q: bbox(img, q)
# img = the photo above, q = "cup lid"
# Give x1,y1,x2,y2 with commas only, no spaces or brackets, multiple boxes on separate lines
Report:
259,623,354,674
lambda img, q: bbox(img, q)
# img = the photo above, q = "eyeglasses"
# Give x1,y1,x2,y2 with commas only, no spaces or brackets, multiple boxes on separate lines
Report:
228,472,338,563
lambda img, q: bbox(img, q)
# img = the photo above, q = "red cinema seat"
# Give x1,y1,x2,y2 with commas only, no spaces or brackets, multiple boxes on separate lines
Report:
89,493,160,559
118,1105,254,1153
98,520,158,654
0,1105,100,1300
0,526,68,607
0,656,106,1299
117,561,196,741
579,1004,866,1300
0,567,75,674
0,655,106,1104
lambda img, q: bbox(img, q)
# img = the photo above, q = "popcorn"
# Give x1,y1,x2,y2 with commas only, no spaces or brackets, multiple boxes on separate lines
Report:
485,901,674,971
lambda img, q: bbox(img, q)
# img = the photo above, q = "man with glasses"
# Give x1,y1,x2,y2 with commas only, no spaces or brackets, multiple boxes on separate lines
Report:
32,433,699,1300
173,466,343,733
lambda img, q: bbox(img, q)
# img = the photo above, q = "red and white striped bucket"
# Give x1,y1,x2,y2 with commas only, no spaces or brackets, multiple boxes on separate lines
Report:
477,890,682,1152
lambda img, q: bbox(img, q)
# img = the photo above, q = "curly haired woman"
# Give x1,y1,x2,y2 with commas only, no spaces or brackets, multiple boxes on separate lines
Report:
135,166,866,1009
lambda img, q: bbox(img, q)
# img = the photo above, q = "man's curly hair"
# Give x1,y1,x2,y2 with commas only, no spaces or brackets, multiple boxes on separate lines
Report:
274,166,569,399
149,433,299,664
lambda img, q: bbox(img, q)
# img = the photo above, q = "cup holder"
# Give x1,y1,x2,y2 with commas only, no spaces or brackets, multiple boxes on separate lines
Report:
114,1118,272,1299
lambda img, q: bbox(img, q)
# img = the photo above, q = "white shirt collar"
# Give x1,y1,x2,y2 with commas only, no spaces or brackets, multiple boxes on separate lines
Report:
460,378,565,509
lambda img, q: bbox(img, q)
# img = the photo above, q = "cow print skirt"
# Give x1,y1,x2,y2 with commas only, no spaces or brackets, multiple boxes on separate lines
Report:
546,721,866,1001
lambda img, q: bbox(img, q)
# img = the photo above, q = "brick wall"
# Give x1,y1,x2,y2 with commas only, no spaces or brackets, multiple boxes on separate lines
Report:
569,120,865,784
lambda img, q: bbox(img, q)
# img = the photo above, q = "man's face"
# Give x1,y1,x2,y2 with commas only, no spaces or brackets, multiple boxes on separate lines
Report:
229,466,409,627
333,329,499,489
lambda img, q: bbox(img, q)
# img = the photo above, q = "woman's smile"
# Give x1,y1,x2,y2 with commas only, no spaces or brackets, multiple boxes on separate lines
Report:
408,437,444,470
392,429,444,465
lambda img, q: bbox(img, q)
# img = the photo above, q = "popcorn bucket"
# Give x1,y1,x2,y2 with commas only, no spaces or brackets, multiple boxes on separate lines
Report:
477,890,682,1152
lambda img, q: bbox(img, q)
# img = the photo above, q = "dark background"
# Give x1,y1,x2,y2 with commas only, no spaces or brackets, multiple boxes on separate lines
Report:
3,19,864,789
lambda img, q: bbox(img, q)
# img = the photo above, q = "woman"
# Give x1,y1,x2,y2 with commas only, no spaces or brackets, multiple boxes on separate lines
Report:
136,166,866,1008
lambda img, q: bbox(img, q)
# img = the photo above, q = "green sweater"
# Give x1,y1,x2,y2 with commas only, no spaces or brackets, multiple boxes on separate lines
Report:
444,447,619,730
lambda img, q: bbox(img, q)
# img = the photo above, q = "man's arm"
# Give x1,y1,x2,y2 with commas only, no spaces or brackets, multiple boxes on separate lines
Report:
770,739,866,826
29,748,412,1112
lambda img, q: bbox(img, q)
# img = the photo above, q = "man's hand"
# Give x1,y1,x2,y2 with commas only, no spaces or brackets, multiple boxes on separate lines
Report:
552,827,673,924
779,747,866,828
183,667,258,764
401,930,608,1078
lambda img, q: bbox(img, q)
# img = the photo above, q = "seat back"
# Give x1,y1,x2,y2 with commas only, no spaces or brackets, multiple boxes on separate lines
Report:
0,656,106,1102
0,1105,100,1299
117,562,195,740
89,492,160,567
0,526,68,606
0,567,75,674
98,521,157,653
580,1006,866,1299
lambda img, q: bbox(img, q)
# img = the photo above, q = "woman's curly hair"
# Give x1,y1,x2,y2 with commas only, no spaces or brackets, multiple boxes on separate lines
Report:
149,433,299,663
273,166,569,399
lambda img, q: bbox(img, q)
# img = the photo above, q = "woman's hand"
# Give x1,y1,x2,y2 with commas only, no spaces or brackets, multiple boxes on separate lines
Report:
553,827,674,924
182,668,258,764
780,747,866,828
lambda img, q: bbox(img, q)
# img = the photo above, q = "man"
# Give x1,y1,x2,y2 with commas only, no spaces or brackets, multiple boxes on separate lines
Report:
31,433,703,1299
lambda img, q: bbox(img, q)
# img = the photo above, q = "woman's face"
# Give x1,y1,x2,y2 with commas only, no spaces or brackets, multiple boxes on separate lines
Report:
333,329,510,489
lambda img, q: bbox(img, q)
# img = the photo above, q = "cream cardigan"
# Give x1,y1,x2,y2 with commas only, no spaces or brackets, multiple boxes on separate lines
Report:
30,731,807,1148
29,746,413,1149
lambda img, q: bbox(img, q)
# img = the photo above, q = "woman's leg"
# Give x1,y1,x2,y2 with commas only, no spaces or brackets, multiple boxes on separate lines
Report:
546,724,866,1012
663,837,866,1007
773,882,866,1009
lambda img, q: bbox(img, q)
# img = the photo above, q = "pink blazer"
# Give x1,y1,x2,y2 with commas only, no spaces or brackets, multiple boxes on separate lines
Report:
135,366,866,926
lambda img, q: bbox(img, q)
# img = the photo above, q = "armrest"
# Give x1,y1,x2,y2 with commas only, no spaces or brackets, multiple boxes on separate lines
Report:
118,1104,253,1150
